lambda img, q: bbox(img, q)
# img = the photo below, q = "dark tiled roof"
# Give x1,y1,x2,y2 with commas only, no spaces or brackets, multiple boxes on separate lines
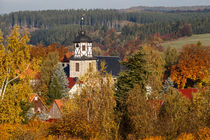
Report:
73,31,92,43
96,56,121,77
69,55,97,60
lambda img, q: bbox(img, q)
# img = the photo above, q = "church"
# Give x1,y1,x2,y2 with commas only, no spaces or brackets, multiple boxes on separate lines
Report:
62,17,121,79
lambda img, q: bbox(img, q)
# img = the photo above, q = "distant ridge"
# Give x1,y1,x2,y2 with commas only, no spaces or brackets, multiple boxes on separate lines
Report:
121,6,210,12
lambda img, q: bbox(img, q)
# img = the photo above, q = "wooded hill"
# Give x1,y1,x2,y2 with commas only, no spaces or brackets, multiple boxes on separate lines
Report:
122,6,210,12
0,7,210,46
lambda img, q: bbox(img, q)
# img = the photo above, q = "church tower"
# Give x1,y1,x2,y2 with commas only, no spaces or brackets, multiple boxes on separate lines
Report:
74,17,93,58
69,17,97,78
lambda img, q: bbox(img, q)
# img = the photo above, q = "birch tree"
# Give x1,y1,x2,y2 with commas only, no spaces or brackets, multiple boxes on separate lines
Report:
0,26,39,123
0,26,33,101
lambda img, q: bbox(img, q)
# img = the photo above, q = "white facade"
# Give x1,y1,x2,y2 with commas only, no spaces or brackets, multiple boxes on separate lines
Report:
69,60,97,78
74,42,93,58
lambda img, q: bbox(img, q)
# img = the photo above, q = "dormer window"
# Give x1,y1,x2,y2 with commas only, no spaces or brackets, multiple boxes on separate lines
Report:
35,96,38,101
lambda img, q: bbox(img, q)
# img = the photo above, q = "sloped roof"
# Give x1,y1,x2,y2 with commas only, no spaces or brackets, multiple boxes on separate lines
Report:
69,55,97,60
178,88,198,101
48,99,64,113
62,52,74,62
73,31,92,43
29,93,38,102
67,77,76,89
96,56,122,76
29,93,47,109
54,99,63,110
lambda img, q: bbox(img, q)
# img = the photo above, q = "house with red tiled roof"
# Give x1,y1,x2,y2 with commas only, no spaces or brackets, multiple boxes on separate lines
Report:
178,88,198,101
48,99,63,119
67,77,84,97
29,93,47,114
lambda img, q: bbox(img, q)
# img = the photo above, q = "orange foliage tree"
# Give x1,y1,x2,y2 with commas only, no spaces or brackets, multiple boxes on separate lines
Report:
170,43,210,88
30,43,69,61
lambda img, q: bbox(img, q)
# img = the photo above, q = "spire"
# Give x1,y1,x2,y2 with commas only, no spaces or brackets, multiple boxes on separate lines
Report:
80,16,84,32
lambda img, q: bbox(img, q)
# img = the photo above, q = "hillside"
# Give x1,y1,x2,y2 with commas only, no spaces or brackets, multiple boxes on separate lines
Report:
161,34,210,50
122,6,210,12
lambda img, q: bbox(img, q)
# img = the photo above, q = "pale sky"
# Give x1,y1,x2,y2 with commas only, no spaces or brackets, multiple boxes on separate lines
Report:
0,0,210,14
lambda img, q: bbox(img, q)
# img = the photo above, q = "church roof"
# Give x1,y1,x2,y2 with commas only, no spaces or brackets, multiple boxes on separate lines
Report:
73,31,92,43
69,55,97,60
96,56,122,77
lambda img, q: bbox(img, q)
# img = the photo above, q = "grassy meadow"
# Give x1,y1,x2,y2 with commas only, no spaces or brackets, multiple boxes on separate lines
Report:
161,34,210,50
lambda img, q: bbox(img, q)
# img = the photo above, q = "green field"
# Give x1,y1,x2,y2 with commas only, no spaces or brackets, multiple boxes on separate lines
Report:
161,34,210,50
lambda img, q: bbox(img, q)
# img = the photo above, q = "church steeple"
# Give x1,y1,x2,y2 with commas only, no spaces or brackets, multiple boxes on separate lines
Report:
80,16,84,31
73,17,93,58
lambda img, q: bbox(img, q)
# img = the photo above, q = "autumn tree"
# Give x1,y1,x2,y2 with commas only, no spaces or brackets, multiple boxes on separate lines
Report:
143,45,165,92
0,26,38,123
49,62,117,139
164,47,178,69
157,87,193,139
164,47,179,78
30,43,68,61
126,84,161,139
170,44,210,88
38,52,59,102
180,24,193,37
115,46,149,137
190,87,210,130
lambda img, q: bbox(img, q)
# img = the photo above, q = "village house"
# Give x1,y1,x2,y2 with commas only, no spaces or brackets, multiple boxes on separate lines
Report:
29,93,47,114
48,99,63,120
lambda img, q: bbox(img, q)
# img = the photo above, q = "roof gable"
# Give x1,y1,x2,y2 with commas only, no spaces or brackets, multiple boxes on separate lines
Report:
54,99,63,110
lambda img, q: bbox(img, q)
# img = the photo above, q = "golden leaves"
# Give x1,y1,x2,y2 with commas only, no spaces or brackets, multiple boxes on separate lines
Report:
170,44,210,88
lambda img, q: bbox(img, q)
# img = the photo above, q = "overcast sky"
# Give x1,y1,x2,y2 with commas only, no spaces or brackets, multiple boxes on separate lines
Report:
1,0,210,14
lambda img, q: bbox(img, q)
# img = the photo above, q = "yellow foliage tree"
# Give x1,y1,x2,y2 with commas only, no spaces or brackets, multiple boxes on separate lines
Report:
143,44,165,92
170,44,210,88
49,62,117,139
0,26,39,123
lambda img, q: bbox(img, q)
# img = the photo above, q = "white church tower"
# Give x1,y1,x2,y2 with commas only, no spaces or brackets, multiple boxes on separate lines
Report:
69,17,97,78
74,17,93,58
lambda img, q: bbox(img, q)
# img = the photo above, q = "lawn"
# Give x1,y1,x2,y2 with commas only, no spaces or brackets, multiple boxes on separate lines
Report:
161,34,210,50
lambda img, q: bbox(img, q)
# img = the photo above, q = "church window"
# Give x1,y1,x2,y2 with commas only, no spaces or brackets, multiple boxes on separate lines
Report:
82,45,86,51
76,63,79,72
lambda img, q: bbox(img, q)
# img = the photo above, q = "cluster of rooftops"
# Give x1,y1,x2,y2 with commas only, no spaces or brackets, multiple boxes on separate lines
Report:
28,17,200,121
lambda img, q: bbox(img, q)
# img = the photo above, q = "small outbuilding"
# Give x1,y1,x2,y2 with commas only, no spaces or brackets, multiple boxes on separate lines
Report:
48,99,63,119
